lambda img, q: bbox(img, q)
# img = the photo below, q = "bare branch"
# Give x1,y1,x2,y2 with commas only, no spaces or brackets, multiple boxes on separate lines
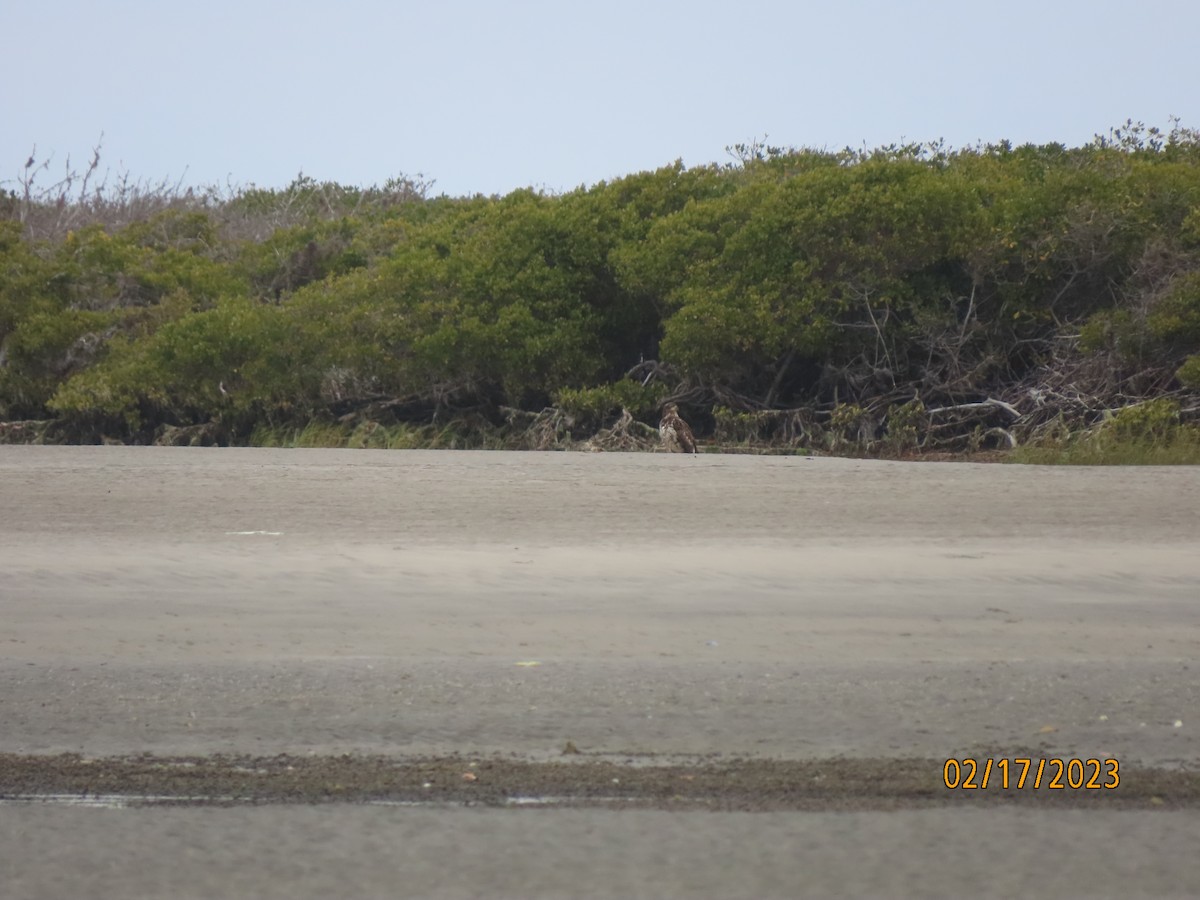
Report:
927,398,1022,420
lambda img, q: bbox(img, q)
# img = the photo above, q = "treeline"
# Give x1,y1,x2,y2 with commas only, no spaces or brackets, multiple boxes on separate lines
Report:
2,121,1200,454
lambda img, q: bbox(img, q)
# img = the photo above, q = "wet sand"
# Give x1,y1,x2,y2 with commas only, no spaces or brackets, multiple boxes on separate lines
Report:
2,446,1199,897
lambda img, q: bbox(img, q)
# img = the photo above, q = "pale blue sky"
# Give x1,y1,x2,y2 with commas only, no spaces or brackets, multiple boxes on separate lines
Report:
3,0,1197,198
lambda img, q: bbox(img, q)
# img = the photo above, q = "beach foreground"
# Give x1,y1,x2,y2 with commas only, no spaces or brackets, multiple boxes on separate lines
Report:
2,447,1198,898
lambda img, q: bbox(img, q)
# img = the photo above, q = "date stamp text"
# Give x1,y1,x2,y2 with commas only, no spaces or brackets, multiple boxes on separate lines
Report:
942,758,1119,790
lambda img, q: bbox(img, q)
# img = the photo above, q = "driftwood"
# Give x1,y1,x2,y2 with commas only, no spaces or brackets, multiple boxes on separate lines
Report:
582,408,660,452
154,421,226,447
926,398,1021,421
496,406,660,452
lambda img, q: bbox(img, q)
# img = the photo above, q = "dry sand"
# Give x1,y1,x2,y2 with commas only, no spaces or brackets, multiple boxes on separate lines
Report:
2,446,1199,898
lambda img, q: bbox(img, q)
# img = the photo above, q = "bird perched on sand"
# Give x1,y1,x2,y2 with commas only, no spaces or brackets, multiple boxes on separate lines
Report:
658,403,697,455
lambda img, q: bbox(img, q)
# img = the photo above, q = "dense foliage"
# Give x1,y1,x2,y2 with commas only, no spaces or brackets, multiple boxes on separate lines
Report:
3,122,1200,453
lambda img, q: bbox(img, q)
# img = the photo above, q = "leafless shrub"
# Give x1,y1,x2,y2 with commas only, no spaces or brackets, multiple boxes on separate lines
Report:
3,137,434,245
582,407,659,451
4,135,218,241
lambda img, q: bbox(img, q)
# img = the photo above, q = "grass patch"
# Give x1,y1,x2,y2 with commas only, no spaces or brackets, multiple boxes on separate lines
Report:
1009,433,1200,465
1010,400,1200,464
250,421,350,448
249,418,514,451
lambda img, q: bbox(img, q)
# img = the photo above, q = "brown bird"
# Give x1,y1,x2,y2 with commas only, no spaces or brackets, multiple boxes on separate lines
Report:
658,403,697,455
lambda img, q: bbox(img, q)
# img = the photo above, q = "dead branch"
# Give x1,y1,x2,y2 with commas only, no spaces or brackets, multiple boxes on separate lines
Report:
582,407,659,452
983,427,1017,449
926,398,1022,420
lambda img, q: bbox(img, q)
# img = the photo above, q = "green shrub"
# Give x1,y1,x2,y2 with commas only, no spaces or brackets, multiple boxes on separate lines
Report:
7,128,1200,452
1011,399,1200,464
1107,398,1181,442
1177,354,1200,388
554,380,667,423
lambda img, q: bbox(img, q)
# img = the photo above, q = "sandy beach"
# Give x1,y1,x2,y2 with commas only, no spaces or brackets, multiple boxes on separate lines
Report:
2,446,1198,898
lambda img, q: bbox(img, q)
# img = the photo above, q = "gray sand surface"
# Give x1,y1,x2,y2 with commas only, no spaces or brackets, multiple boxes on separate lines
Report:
2,446,1198,898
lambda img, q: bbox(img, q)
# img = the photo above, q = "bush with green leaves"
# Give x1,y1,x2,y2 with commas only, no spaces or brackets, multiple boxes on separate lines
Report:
5,124,1200,453
554,379,668,428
